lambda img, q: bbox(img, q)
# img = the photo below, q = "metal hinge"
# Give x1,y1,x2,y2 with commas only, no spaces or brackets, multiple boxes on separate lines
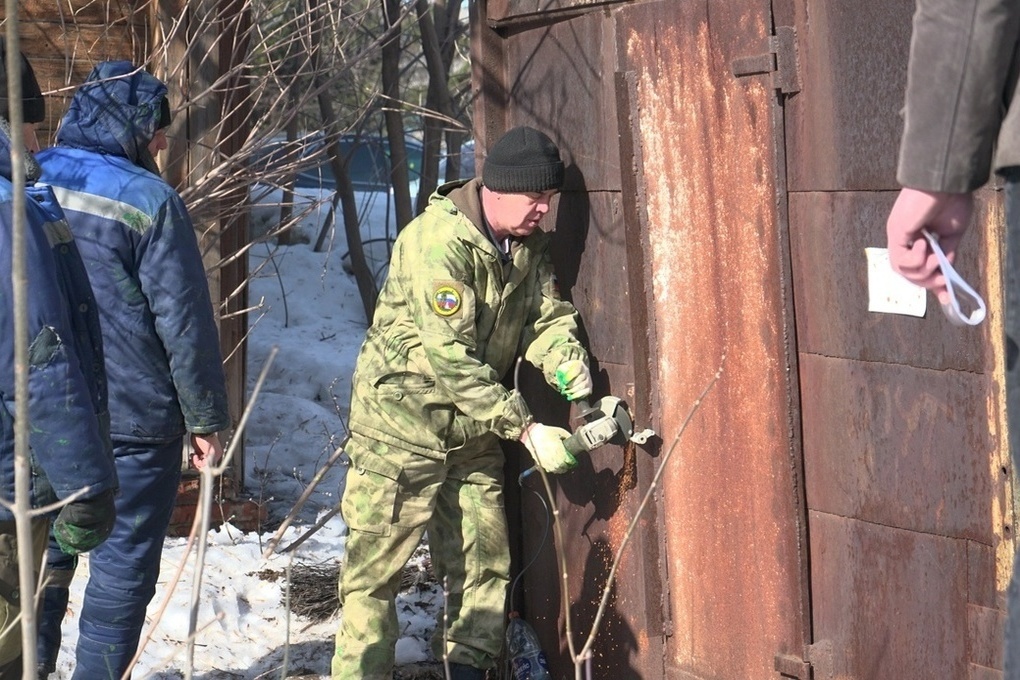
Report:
774,652,812,680
731,25,800,94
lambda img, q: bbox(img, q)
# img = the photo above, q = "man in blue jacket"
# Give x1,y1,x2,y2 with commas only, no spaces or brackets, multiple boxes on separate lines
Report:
885,1,1020,675
0,42,118,677
35,61,231,679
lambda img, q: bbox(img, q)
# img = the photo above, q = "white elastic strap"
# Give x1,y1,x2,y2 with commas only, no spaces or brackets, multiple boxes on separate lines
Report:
922,229,986,326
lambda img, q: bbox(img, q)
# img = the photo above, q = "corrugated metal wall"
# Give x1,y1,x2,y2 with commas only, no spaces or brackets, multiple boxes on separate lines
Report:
478,0,1012,678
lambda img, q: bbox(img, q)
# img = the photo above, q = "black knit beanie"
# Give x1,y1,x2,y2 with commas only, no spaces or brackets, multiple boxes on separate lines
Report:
482,126,564,193
0,38,45,124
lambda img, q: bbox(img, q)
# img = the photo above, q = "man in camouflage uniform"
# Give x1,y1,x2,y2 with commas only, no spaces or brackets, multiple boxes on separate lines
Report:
333,126,594,680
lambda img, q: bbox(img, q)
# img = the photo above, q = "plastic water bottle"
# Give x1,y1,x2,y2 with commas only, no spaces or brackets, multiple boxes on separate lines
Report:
506,611,552,679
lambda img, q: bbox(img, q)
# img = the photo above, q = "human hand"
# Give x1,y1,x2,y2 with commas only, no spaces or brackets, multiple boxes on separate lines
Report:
190,432,223,470
53,489,116,555
520,423,577,474
886,187,974,304
554,360,593,401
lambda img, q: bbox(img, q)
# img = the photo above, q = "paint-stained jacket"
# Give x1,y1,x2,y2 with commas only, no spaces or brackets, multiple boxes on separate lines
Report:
37,62,229,443
0,121,117,519
898,0,1020,191
349,178,588,457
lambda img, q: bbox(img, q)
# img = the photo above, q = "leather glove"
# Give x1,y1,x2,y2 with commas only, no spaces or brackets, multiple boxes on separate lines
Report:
555,360,593,401
520,423,577,474
53,489,116,556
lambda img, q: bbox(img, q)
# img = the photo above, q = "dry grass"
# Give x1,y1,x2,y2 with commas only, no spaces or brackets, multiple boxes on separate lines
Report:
282,544,435,623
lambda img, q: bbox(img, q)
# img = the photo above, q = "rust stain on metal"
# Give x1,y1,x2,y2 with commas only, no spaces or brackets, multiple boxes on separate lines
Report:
484,0,1011,676
788,191,991,371
783,0,1009,671
618,2,805,677
630,24,775,381
618,440,637,492
784,0,915,191
977,193,1015,598
800,354,995,541
809,512,970,678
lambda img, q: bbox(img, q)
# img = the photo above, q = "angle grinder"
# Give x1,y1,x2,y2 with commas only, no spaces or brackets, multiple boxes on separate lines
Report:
520,396,655,480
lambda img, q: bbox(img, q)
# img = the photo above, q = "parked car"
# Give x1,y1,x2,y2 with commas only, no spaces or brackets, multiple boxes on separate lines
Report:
249,134,477,289
248,133,424,288
439,139,476,181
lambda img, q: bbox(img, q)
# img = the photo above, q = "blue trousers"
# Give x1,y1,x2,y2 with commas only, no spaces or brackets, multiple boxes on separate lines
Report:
37,437,183,679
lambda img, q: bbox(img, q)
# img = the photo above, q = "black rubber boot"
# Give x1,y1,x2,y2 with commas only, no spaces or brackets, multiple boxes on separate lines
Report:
36,583,70,679
448,662,486,680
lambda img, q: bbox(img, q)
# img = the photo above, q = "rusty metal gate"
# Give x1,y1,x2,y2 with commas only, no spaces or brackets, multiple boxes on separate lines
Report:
780,0,1010,677
479,0,1012,678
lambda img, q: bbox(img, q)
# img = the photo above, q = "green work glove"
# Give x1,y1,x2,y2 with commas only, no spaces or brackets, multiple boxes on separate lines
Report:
520,423,577,474
53,489,116,556
555,360,593,401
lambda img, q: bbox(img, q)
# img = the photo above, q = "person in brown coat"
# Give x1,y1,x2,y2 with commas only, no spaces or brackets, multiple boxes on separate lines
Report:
884,1,1020,675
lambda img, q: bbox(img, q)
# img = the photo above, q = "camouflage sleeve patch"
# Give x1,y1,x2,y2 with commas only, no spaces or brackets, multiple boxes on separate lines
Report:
431,280,465,317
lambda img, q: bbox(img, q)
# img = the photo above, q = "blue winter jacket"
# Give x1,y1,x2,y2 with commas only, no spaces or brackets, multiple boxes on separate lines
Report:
38,61,230,443
0,120,117,518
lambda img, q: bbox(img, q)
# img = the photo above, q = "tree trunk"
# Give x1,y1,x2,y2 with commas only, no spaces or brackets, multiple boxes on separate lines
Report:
309,0,379,320
380,0,414,232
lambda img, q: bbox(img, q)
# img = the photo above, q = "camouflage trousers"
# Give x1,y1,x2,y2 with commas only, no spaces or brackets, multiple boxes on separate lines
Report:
331,433,510,680
0,518,50,674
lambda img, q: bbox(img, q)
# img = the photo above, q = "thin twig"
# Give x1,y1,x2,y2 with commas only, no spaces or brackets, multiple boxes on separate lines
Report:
184,465,215,679
263,438,351,557
513,357,580,662
281,559,294,678
577,356,726,668
5,16,43,674
264,242,290,328
516,354,726,678
278,504,340,554
125,347,278,679
124,521,199,678
442,575,451,680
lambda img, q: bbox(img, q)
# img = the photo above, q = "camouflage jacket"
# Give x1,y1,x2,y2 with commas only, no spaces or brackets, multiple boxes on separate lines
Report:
349,178,588,457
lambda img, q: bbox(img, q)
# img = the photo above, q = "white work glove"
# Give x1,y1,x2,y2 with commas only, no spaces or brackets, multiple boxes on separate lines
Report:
554,360,593,401
520,422,577,474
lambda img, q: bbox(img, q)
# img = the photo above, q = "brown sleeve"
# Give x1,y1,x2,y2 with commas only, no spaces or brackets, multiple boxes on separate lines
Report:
897,0,1020,192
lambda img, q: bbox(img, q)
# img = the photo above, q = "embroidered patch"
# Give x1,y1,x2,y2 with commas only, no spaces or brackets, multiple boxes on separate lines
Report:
432,285,462,316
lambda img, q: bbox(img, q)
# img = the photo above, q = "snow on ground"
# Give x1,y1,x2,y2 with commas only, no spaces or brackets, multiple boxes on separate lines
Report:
47,214,444,679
